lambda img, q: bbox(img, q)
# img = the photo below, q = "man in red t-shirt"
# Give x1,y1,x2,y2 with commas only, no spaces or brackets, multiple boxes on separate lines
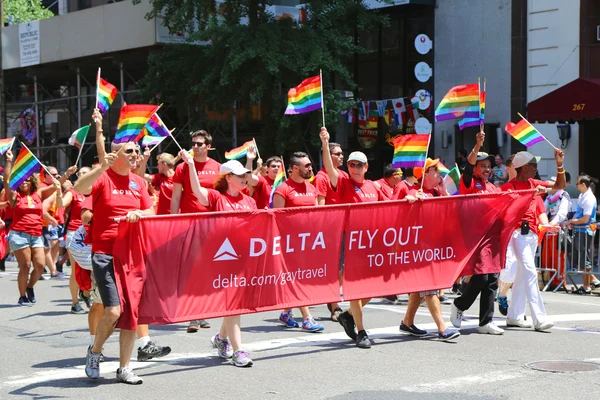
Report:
75,140,155,384
313,142,348,206
272,152,325,333
320,128,383,349
373,164,403,201
137,150,175,215
498,149,565,332
451,131,504,335
247,156,282,209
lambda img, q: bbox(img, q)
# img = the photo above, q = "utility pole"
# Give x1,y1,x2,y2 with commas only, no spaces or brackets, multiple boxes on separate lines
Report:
0,0,5,139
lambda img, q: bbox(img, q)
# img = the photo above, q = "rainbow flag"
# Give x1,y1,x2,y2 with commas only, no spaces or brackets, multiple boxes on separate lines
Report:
435,84,479,122
97,76,118,115
8,146,42,190
68,126,90,149
504,119,545,147
141,135,166,148
268,166,287,208
443,165,461,195
284,75,322,115
114,104,159,144
479,89,486,125
225,140,254,160
457,118,480,131
437,161,451,177
392,134,430,169
0,137,15,156
139,114,170,140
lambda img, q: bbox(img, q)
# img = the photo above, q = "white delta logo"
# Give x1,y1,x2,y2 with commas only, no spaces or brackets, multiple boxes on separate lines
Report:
213,232,326,261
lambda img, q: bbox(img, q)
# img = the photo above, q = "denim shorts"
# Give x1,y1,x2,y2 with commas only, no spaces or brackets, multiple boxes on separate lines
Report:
8,230,44,252
42,225,60,248
419,290,439,297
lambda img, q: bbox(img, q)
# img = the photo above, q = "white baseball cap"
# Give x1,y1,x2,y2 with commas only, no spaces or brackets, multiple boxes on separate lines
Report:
347,151,368,163
512,151,541,169
220,160,250,175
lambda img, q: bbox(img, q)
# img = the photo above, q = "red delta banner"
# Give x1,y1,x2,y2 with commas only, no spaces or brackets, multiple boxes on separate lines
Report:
112,190,534,330
342,191,535,301
112,207,346,329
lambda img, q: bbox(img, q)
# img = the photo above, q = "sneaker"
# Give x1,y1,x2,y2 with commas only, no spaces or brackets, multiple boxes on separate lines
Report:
211,334,233,359
438,328,460,342
71,302,88,314
497,296,508,316
338,311,357,340
39,274,50,281
451,283,463,295
116,366,143,384
356,330,372,349
579,287,592,295
18,296,32,307
137,341,171,361
26,287,36,304
232,350,253,367
399,321,427,337
51,272,65,280
383,295,399,304
79,290,93,309
506,317,533,328
591,280,600,289
450,302,463,328
278,311,299,328
534,320,554,332
302,316,325,332
187,321,200,333
438,295,452,305
85,345,101,379
477,322,504,335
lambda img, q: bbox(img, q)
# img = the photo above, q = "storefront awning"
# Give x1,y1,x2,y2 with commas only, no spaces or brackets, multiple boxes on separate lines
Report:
528,78,600,122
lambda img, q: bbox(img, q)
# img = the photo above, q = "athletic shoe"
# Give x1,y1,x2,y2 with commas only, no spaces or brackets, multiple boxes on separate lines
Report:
591,280,600,289
451,283,463,295
137,341,172,361
198,319,211,328
18,296,32,307
51,272,65,280
438,295,452,305
477,322,504,335
356,330,372,349
26,287,36,304
211,334,233,359
302,316,325,332
438,328,460,342
497,296,508,316
71,302,87,314
506,317,533,328
79,290,93,309
232,350,253,367
338,311,357,340
39,274,50,281
383,295,399,304
278,311,300,328
187,321,200,333
534,320,554,332
116,366,143,384
399,321,427,337
450,302,463,328
85,345,101,379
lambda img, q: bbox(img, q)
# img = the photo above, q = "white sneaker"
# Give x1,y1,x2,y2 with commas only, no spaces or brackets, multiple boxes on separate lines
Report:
506,317,533,328
450,303,462,328
534,320,554,332
477,322,504,335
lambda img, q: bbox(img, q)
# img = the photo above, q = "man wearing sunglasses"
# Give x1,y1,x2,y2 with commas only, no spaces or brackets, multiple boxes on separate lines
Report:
320,127,383,349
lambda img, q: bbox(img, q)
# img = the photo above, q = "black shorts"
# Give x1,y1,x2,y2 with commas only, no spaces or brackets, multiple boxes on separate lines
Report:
91,253,121,307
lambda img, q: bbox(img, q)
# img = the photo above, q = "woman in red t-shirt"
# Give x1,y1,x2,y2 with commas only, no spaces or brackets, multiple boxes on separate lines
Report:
182,150,256,368
4,150,62,307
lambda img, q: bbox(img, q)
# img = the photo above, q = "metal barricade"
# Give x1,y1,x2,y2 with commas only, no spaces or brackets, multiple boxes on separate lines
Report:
564,226,598,293
536,230,565,292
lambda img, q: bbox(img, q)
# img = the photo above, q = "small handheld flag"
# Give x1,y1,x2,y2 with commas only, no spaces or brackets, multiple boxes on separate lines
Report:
443,165,461,195
505,115,549,148
68,126,90,149
284,75,322,115
141,135,166,148
392,134,430,169
268,160,287,208
114,104,160,144
96,69,118,115
0,138,15,156
8,146,42,190
224,140,255,160
435,84,479,122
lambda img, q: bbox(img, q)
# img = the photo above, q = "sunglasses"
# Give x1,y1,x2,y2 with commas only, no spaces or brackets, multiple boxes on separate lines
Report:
191,141,206,147
303,163,312,169
124,148,141,154
331,152,343,156
348,162,365,169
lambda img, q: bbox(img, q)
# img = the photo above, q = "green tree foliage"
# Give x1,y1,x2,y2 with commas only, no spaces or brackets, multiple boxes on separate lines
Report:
4,0,54,24
139,0,387,155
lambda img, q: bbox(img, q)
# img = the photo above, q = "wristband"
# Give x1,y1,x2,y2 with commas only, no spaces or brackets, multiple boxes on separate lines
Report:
557,170,565,175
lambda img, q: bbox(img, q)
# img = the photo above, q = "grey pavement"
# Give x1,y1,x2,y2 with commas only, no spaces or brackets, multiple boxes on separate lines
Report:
1,262,600,399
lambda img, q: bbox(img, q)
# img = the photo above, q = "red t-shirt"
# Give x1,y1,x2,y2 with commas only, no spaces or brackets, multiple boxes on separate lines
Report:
151,173,174,215
67,190,87,231
81,195,93,245
207,189,257,212
500,178,549,235
172,158,221,214
459,176,498,195
409,185,443,198
249,175,272,210
273,178,318,207
393,180,415,200
11,192,43,236
335,175,382,204
313,168,349,205
375,178,395,201
91,169,153,254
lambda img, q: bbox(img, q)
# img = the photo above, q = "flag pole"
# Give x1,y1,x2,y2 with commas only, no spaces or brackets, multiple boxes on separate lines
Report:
95,67,101,110
168,128,184,152
320,69,326,129
74,140,85,167
517,112,559,151
20,142,54,179
420,133,432,190
252,137,261,160
149,137,167,153
478,77,483,132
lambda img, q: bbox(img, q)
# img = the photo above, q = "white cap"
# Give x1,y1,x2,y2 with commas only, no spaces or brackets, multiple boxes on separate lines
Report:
347,151,368,163
220,160,250,175
512,151,541,169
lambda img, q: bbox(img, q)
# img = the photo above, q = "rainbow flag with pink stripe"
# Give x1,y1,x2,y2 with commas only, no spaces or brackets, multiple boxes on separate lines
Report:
0,137,15,156
97,76,118,115
225,140,254,160
435,84,479,122
284,75,322,115
504,118,545,147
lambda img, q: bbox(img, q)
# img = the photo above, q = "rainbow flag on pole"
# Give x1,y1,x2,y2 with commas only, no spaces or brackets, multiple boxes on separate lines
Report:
435,84,479,122
114,104,160,144
443,165,461,195
97,76,118,115
504,118,545,147
139,114,170,140
8,146,42,190
392,134,430,169
225,140,254,160
284,75,322,115
0,137,15,156
268,164,287,208
437,161,451,177
479,83,486,125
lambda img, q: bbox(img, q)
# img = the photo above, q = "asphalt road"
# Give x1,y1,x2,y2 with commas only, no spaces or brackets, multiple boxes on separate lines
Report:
1,262,600,399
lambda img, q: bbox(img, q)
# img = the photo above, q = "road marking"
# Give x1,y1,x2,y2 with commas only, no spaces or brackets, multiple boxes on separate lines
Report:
401,371,524,393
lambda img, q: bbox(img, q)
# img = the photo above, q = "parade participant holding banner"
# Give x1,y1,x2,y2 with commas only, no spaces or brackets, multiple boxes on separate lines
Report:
499,149,565,331
273,152,325,332
451,131,504,335
320,127,383,349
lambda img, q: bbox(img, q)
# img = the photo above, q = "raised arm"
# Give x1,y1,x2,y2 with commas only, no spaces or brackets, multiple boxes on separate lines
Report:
179,150,211,207
3,150,16,206
551,148,566,190
245,145,259,187
74,151,116,195
136,147,151,178
319,127,339,188
92,108,107,162
463,131,485,188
